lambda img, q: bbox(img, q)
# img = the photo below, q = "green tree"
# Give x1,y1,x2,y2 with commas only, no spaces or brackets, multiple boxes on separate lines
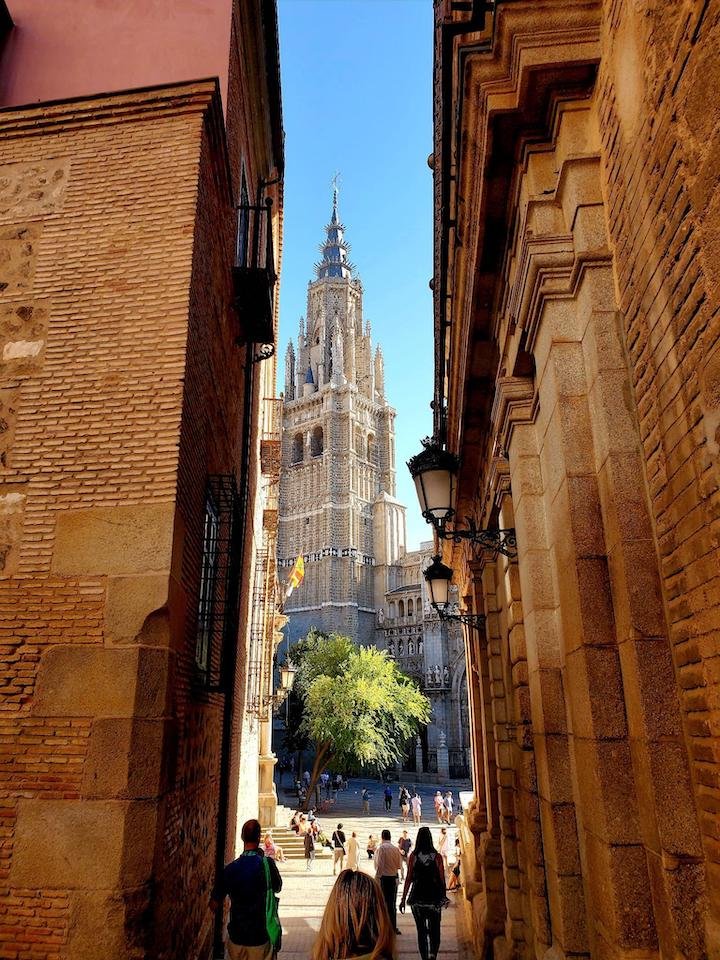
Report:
290,629,430,806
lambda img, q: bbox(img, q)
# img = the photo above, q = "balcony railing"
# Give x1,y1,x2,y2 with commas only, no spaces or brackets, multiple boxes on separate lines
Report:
260,396,282,477
233,199,276,347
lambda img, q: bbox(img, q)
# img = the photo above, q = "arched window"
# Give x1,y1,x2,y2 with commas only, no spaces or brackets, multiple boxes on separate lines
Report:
291,434,303,464
367,434,375,462
408,598,414,617
311,426,323,457
399,599,405,618
389,601,396,619
355,427,364,455
417,596,422,616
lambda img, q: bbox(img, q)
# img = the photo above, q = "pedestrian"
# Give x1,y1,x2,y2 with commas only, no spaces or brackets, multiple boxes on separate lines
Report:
303,770,311,787
347,831,360,871
304,826,316,871
411,792,422,825
448,839,462,891
443,791,454,824
374,828,404,935
399,826,446,960
362,787,371,814
367,834,378,860
332,822,347,875
210,818,283,960
384,783,393,812
263,831,285,862
399,787,410,823
311,869,394,960
398,830,412,879
433,791,444,823
437,827,449,877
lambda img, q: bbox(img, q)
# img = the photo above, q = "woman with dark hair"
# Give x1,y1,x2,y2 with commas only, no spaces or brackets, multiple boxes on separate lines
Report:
311,870,395,960
398,826,446,960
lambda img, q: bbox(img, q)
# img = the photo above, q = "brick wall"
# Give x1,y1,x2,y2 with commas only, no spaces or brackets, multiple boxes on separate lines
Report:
597,0,720,935
149,90,247,960
0,80,258,960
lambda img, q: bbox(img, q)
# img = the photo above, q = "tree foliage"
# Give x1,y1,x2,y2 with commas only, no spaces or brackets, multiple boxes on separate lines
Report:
289,629,430,805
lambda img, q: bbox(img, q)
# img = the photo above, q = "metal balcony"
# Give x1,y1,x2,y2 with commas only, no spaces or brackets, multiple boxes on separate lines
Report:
233,199,276,347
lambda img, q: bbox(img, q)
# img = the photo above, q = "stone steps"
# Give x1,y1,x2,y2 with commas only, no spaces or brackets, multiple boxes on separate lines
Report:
263,825,310,860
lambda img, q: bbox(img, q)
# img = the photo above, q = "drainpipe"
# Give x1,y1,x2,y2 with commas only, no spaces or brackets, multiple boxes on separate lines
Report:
213,334,255,959
213,166,277,956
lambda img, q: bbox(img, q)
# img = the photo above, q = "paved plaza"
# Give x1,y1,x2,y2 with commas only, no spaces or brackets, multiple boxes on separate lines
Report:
270,778,474,960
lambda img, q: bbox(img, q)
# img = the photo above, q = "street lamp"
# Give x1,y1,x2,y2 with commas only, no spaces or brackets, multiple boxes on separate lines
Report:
407,442,458,524
407,439,517,558
248,661,297,717
423,555,486,628
280,663,296,693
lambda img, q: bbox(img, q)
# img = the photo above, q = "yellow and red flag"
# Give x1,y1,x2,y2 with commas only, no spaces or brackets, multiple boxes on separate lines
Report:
286,555,305,598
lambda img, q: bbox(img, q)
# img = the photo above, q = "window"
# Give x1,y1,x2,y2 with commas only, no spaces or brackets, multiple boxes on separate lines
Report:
399,599,405,618
389,601,396,619
311,426,324,457
196,491,220,676
408,598,414,617
292,433,304,464
367,433,375,462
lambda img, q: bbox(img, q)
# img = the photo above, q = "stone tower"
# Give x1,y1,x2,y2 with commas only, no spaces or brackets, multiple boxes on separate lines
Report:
278,191,406,644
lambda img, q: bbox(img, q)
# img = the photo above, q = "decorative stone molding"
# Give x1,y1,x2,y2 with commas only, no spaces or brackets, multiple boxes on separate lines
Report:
491,376,537,457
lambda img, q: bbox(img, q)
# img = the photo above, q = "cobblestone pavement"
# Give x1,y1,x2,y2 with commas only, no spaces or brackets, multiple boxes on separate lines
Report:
272,778,474,960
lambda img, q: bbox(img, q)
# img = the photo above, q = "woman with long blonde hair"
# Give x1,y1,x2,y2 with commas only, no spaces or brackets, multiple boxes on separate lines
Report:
311,869,395,960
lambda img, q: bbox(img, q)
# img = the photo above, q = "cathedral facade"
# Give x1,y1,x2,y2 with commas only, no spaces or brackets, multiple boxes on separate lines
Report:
277,194,470,776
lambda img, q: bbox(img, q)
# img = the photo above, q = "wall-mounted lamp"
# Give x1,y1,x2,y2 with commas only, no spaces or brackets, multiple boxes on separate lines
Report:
423,555,486,629
248,661,297,717
408,440,517,558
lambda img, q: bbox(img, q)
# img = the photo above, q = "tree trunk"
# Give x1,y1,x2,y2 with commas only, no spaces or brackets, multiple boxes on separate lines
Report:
303,740,332,810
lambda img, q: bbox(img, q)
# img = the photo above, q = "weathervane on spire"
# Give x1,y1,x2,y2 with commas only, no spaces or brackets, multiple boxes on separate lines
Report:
331,171,341,219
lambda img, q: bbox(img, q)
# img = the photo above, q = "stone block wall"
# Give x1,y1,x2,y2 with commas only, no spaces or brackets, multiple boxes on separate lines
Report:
435,2,720,955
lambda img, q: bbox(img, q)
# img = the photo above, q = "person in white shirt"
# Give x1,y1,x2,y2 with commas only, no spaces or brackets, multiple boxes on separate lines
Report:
411,793,422,825
374,829,404,934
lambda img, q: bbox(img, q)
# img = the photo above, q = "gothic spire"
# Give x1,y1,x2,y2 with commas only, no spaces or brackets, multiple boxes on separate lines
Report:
315,185,355,280
284,341,296,401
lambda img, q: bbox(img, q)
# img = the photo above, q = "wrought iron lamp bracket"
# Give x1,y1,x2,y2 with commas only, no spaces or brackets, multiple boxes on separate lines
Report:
247,687,289,719
435,516,517,559
434,605,486,629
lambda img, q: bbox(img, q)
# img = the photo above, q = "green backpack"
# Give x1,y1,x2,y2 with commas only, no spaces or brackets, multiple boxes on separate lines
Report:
263,857,282,952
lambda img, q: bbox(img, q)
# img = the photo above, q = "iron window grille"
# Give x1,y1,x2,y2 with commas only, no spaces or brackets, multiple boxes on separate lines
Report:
194,475,241,692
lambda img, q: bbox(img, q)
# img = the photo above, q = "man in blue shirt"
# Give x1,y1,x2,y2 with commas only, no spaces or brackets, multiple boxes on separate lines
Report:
211,818,283,960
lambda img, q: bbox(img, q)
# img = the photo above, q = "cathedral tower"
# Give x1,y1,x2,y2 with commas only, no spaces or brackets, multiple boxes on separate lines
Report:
278,191,406,644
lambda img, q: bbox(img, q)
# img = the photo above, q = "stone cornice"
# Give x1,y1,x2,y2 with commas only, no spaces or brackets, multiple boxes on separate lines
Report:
442,1,601,456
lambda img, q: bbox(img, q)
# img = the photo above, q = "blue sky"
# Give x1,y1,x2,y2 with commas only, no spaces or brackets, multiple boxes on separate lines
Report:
277,0,434,550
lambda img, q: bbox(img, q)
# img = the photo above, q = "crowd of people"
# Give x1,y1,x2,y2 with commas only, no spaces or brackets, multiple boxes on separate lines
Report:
212,781,464,960
355,783,458,825
213,816,456,960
